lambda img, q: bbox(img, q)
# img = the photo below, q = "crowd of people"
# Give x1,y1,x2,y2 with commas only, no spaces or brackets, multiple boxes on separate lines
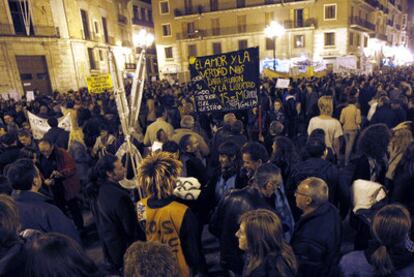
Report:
1,66,414,277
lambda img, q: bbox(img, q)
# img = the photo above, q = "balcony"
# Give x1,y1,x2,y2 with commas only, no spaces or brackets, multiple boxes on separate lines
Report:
174,0,311,17
132,17,154,28
0,24,60,38
176,20,315,40
283,18,317,29
379,4,389,13
364,0,380,8
349,17,375,32
118,14,128,25
371,33,387,41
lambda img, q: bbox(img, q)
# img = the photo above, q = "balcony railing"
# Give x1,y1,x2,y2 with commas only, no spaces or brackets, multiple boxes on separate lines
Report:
379,4,389,13
174,0,309,17
118,14,128,25
283,18,317,29
0,24,60,37
371,33,388,41
132,17,154,27
364,0,380,8
349,17,375,32
176,20,315,40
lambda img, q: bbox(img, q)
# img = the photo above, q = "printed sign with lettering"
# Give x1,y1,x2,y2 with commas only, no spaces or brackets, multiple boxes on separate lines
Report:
86,74,113,94
189,47,259,113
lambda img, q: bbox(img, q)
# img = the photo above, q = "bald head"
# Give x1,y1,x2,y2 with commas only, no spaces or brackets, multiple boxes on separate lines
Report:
296,177,329,209
180,115,195,129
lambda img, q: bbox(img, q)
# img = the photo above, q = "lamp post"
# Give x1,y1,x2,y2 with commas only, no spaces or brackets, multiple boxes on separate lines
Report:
264,21,285,71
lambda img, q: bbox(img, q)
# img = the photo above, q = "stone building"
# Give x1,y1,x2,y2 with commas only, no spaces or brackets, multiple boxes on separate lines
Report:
152,0,410,81
0,0,156,96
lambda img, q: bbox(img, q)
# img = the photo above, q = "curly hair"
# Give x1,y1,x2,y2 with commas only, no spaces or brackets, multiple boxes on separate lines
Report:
124,241,180,277
137,151,182,199
357,124,391,160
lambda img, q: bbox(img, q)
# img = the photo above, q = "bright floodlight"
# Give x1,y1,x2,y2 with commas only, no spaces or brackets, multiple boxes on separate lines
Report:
264,21,285,39
133,29,154,47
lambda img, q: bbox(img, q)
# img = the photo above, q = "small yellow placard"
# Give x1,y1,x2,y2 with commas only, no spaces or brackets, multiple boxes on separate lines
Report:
86,74,113,94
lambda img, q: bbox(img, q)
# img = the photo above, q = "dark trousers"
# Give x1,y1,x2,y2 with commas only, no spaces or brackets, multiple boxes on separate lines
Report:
51,183,84,230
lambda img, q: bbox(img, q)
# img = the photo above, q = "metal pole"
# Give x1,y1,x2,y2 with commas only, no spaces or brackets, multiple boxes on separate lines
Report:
273,36,276,71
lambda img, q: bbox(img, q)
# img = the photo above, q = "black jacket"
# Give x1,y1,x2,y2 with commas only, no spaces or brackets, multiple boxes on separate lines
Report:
244,253,297,277
0,146,20,173
181,152,208,186
43,127,69,149
370,105,399,128
0,239,26,277
392,170,414,216
12,190,80,243
95,180,144,268
288,158,339,205
291,202,342,277
209,187,272,274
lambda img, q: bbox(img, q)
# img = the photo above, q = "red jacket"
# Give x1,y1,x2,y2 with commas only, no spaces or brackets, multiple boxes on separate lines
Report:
51,147,81,200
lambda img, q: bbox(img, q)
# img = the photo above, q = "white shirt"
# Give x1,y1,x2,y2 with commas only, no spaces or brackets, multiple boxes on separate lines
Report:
308,116,343,149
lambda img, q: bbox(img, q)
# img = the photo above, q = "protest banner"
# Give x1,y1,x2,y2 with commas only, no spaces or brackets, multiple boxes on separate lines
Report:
189,47,259,113
334,56,357,73
86,73,113,94
276,78,290,89
28,111,72,139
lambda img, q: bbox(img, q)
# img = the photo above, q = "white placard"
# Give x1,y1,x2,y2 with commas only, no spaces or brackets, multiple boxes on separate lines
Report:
276,78,290,89
26,91,35,102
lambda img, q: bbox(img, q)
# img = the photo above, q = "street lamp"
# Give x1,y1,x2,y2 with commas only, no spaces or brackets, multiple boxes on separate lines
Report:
133,29,155,48
264,21,285,71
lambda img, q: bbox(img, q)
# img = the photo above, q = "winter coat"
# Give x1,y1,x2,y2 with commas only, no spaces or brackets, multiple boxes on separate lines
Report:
43,127,69,149
291,202,342,277
340,242,414,277
12,190,80,242
95,180,144,268
38,147,81,201
68,141,92,183
288,158,339,204
370,105,400,129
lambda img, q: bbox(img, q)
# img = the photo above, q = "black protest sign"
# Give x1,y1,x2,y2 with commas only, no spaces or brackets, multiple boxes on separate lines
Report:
189,47,259,113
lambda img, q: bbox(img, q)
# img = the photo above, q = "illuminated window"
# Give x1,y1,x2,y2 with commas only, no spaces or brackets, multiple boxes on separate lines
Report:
324,4,337,20
294,35,305,48
324,32,335,46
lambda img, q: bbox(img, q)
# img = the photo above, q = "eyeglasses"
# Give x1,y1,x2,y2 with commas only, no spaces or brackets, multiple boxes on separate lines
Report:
294,190,311,197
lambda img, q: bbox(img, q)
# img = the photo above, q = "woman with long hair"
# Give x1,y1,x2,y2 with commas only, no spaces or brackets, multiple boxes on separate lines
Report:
24,233,101,277
386,126,413,182
340,204,414,276
271,136,300,185
236,209,298,277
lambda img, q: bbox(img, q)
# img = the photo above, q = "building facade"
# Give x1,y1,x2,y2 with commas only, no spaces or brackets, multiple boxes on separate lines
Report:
0,0,156,96
152,0,410,81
